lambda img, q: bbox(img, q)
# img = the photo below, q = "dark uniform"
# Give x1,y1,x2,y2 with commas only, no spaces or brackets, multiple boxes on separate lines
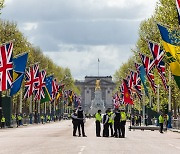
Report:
113,110,121,138
1,116,5,128
71,111,79,136
103,110,109,137
77,106,87,137
95,110,102,137
120,110,126,138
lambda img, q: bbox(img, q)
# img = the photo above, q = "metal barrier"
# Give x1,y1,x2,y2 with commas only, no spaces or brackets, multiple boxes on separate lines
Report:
172,119,180,129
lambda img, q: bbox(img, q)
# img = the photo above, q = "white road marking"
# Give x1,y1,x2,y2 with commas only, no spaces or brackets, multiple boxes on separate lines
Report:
78,146,86,154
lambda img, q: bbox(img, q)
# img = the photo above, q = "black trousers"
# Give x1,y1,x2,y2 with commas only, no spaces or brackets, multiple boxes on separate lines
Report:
120,121,126,138
159,123,163,133
103,123,109,137
109,123,114,136
78,120,85,136
72,121,78,136
114,122,120,137
1,122,5,128
96,121,101,137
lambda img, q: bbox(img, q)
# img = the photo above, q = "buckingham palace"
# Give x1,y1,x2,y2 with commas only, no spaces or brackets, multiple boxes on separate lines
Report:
75,76,116,114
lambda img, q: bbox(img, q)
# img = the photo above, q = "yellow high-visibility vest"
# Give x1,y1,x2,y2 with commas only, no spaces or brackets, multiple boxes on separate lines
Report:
1,117,5,123
121,112,127,121
95,113,102,122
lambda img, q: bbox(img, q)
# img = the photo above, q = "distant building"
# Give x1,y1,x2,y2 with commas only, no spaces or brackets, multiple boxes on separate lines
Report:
75,76,116,113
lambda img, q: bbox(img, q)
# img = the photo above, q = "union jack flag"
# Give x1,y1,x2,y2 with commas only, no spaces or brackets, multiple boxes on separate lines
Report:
24,64,39,99
148,41,168,90
130,70,142,99
139,53,157,93
52,78,58,100
176,0,180,25
0,42,13,91
113,92,121,109
34,70,46,101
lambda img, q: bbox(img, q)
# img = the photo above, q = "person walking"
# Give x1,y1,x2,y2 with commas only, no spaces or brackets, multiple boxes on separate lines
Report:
113,109,121,138
103,110,109,137
95,110,102,137
120,109,127,138
159,112,164,133
1,115,6,128
77,106,87,137
71,109,79,136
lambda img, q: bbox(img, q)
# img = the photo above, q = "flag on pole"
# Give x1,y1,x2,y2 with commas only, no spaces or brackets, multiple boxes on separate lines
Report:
10,53,28,96
176,0,180,25
0,42,13,91
135,63,149,97
24,64,39,98
122,79,133,105
56,84,65,100
139,53,157,93
34,70,46,101
148,41,168,90
52,79,58,100
157,24,180,89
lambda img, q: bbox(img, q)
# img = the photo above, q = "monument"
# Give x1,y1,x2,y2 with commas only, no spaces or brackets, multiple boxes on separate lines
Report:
89,79,105,114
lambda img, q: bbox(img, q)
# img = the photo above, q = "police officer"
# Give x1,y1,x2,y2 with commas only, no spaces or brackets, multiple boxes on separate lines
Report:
120,109,126,138
77,106,87,137
103,110,109,137
71,109,79,136
108,109,114,137
159,112,164,133
41,115,44,124
113,109,121,138
1,115,5,128
95,110,102,137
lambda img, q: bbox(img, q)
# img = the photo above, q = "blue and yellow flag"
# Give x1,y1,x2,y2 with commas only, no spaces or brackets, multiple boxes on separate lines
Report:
40,75,53,103
157,24,180,89
10,53,28,96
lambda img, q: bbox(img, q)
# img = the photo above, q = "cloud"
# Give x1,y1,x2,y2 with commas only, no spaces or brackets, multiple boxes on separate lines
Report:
1,0,158,79
44,44,134,79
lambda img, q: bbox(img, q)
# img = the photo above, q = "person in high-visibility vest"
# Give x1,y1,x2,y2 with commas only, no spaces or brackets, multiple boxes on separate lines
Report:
18,114,22,126
108,109,114,137
120,109,127,138
41,115,44,124
159,112,164,133
113,109,121,138
95,110,102,137
1,116,6,128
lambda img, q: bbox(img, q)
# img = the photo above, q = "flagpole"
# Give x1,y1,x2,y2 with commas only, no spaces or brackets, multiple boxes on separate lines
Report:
19,89,23,114
0,92,2,123
168,70,172,128
142,90,145,126
29,95,32,124
98,58,99,77
157,84,160,113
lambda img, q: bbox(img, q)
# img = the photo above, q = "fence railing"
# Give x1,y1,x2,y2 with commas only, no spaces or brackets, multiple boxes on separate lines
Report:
172,119,180,129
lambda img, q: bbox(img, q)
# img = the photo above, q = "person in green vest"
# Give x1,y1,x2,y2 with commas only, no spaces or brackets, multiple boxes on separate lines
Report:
47,115,51,122
18,114,22,126
1,115,6,128
108,108,114,137
95,110,102,137
41,115,44,124
159,112,164,133
120,108,127,138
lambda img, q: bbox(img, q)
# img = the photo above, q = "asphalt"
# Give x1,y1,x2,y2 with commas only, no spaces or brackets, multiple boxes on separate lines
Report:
0,119,180,154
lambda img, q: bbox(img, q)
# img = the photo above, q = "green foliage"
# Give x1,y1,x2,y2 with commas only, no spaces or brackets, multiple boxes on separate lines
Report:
114,0,180,113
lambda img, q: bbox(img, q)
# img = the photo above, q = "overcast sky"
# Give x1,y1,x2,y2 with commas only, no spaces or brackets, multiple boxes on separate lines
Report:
1,0,158,80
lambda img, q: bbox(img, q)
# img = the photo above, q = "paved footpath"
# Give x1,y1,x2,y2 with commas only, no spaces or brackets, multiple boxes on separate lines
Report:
0,119,180,154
